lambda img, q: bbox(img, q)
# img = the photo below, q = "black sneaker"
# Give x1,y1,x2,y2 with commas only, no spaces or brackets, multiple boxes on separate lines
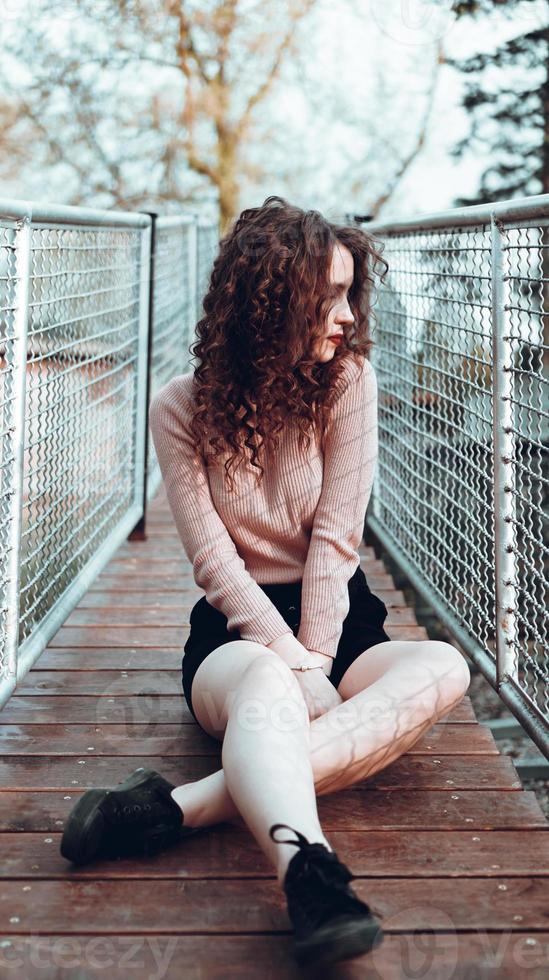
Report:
270,822,384,969
60,767,201,865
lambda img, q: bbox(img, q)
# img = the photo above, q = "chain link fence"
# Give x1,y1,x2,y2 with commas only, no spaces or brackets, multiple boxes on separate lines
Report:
361,195,548,758
0,200,218,707
145,214,219,500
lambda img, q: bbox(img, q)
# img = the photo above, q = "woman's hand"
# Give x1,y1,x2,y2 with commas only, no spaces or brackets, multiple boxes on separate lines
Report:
266,632,343,719
294,668,343,721
266,631,314,666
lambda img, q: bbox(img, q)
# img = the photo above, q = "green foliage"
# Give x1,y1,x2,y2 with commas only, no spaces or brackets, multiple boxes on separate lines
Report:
448,1,548,205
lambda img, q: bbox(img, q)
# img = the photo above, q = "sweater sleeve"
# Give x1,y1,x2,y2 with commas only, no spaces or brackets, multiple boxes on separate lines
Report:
148,376,294,647
296,355,378,659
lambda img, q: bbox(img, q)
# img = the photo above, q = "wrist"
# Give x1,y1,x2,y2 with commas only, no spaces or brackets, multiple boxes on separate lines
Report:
266,633,316,669
266,631,298,658
309,648,333,665
291,652,333,679
266,630,294,648
309,650,334,661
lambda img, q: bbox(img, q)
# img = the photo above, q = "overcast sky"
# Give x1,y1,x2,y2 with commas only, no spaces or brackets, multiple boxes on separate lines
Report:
1,0,545,221
240,0,545,219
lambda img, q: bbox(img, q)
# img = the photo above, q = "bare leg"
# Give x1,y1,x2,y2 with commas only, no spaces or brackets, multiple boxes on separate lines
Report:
172,639,470,882
218,653,332,883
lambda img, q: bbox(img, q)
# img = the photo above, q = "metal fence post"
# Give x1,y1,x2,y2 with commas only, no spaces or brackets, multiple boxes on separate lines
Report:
4,213,31,693
346,213,380,532
490,212,518,689
129,211,156,541
187,217,198,358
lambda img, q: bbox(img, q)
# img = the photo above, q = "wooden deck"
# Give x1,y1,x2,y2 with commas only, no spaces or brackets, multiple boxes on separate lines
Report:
1,484,548,978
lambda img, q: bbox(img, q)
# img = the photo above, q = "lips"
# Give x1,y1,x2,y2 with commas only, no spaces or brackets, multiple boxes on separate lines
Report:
328,334,344,344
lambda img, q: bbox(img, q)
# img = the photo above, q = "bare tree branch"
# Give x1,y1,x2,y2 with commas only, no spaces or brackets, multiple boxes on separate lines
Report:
236,0,317,140
368,39,444,217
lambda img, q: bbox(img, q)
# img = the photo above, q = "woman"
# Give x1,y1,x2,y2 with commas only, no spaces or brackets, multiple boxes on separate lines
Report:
60,196,470,970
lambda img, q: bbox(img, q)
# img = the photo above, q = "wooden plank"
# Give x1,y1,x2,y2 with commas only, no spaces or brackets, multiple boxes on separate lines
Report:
113,539,376,557
0,784,547,833
0,876,548,933
2,933,548,980
0,694,478,726
62,608,190,627
37,637,466,670
2,829,547,879
0,757,526,794
4,930,549,980
16,670,185,695
0,722,498,756
88,572,401,591
25,657,487,693
60,603,417,627
43,621,428,646
45,630,191,650
36,649,183,670
106,557,390,576
71,586,408,608
73,591,203,608
0,696,188,724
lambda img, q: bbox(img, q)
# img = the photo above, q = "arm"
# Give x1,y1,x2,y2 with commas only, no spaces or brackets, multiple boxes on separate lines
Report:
296,354,379,660
149,376,295,647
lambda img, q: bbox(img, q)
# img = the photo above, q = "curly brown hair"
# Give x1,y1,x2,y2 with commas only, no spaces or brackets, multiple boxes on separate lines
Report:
188,195,388,492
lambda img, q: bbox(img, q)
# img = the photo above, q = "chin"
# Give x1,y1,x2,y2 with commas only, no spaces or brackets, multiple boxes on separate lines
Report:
317,343,337,363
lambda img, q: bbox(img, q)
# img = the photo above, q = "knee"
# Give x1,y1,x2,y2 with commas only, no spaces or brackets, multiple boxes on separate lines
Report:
227,651,308,734
238,651,307,711
429,641,471,695
241,650,300,690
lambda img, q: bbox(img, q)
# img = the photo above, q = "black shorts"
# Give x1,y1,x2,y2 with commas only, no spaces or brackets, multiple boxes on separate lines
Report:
182,565,391,726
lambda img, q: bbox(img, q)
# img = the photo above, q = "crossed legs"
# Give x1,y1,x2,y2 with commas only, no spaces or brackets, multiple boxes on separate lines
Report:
172,639,471,884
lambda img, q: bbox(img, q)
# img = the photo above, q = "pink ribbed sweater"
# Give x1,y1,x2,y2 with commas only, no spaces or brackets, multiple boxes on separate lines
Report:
148,353,378,660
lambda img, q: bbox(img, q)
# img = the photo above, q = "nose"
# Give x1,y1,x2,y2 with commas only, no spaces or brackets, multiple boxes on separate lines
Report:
335,298,354,325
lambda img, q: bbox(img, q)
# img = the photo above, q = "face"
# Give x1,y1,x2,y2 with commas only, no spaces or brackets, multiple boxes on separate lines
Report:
315,242,355,363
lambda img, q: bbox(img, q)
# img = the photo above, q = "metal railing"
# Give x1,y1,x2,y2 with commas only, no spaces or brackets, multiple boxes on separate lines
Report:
144,214,210,503
0,199,218,708
360,194,548,758
2,189,547,759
